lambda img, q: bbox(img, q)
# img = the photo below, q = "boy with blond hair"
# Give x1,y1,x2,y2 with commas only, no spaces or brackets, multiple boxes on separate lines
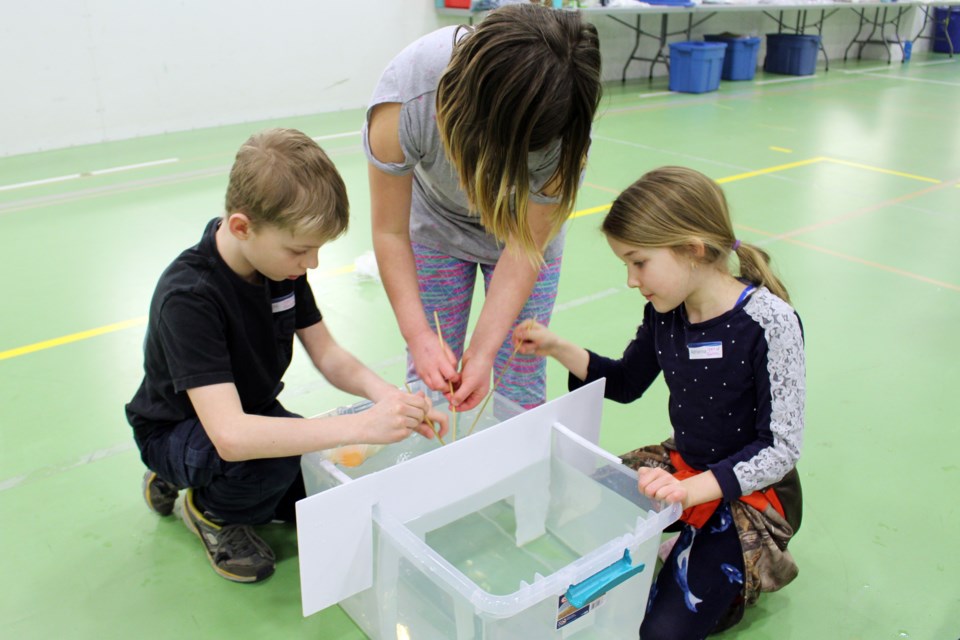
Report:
126,128,444,583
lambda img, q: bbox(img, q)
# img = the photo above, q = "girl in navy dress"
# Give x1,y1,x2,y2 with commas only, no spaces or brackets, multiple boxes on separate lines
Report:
515,166,805,639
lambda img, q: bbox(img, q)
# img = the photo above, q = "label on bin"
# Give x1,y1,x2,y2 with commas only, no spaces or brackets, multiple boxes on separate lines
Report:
556,593,606,629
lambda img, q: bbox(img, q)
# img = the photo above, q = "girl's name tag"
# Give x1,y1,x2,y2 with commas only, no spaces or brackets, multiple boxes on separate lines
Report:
688,341,723,360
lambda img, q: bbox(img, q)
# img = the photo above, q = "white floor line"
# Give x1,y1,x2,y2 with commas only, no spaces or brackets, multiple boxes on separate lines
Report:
837,63,905,74
1,131,361,194
903,58,957,67
635,91,674,99
855,72,960,87
838,58,958,75
1,143,367,215
0,158,179,192
0,442,135,493
311,131,360,141
0,158,180,191
754,75,819,86
0,166,229,215
554,287,625,312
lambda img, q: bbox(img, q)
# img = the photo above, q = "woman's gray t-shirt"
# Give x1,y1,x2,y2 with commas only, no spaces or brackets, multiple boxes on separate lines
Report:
362,25,566,264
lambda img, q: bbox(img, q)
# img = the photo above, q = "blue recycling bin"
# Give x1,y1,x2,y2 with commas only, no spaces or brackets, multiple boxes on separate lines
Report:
668,42,727,93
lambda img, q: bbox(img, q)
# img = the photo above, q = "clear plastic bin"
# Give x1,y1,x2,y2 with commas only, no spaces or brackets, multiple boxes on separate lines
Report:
297,383,680,639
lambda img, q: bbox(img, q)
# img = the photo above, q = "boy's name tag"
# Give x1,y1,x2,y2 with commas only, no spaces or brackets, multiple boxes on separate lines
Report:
688,341,723,360
271,292,296,313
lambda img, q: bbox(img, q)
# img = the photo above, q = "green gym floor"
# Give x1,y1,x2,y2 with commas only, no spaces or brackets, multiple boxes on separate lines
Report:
2,53,958,639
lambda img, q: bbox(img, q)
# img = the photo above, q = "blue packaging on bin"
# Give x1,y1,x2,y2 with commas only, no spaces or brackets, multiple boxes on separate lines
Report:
668,41,727,93
764,34,820,76
704,35,761,81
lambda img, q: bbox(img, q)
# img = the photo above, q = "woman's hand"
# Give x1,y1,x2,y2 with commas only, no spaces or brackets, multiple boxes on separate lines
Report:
449,350,494,412
407,327,460,395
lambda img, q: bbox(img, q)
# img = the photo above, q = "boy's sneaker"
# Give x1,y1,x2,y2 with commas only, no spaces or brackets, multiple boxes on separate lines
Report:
179,488,276,583
142,471,179,517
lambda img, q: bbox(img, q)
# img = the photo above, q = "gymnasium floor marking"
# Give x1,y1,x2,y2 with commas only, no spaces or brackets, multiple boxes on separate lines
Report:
837,58,958,75
854,72,960,87
823,158,941,184
837,60,956,80
2,158,956,493
716,157,825,184
590,134,768,175
0,147,363,216
635,91,673,99
553,288,623,312
0,166,231,216
311,131,360,142
737,222,960,293
0,317,147,361
0,158,179,192
0,156,952,364
770,147,793,153
582,181,622,195
759,177,959,243
0,264,357,361
0,442,136,493
601,76,870,116
753,76,819,86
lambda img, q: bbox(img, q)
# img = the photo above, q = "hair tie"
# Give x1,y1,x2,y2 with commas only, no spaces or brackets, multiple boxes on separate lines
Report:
732,239,741,251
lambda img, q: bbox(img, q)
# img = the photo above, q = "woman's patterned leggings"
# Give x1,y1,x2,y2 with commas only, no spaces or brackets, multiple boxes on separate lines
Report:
410,242,562,409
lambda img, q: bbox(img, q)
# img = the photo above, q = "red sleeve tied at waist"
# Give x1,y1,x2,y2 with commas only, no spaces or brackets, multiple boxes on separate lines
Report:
668,450,785,529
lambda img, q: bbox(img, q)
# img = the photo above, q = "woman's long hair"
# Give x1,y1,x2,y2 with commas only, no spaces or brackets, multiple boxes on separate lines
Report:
436,3,602,263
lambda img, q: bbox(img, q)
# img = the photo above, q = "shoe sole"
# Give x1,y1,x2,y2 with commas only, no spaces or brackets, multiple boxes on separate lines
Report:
179,491,275,584
142,472,175,517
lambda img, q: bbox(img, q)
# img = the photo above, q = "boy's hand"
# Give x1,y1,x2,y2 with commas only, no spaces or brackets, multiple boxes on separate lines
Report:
512,320,559,358
637,467,689,508
362,389,437,443
408,328,460,395
426,405,450,439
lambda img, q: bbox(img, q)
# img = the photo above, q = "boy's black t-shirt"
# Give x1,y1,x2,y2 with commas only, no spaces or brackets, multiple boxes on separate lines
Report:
126,218,322,444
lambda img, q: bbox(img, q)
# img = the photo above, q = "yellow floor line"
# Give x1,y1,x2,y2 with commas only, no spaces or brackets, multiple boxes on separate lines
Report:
716,157,825,184
571,203,612,219
0,264,359,361
0,317,147,361
823,158,941,184
770,146,793,153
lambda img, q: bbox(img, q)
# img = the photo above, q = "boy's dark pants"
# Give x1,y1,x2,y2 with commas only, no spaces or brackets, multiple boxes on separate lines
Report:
137,401,305,525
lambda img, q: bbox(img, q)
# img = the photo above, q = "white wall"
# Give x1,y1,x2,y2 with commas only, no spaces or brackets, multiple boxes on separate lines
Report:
0,0,447,156
0,1,931,157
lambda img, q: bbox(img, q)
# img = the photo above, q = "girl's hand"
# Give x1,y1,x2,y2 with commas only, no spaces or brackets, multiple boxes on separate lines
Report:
638,467,689,508
407,328,460,394
512,320,559,357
